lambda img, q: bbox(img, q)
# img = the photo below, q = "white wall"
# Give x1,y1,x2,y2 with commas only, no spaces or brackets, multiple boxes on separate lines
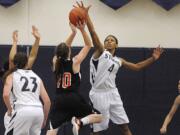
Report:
0,0,179,48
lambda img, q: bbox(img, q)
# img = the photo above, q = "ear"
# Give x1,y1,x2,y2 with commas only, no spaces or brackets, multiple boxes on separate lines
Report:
115,44,118,48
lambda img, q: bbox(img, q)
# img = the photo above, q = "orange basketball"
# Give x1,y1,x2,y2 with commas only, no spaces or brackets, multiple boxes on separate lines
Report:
69,7,87,26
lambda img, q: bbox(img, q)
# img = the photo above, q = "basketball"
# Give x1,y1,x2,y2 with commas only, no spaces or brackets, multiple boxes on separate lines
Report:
69,7,87,26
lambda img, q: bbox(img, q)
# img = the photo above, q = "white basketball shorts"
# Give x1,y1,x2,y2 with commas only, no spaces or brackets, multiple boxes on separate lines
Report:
89,88,129,132
5,105,44,135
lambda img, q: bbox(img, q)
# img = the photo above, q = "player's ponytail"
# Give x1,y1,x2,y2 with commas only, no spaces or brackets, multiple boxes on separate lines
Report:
2,66,17,84
54,42,69,80
3,52,28,84
0,60,9,78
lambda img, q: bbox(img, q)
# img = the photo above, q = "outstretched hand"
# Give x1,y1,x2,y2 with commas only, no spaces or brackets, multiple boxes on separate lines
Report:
12,30,18,43
160,127,167,135
73,1,91,13
76,21,85,31
152,45,164,60
32,25,40,39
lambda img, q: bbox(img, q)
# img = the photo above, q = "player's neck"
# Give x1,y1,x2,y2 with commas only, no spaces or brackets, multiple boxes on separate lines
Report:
107,49,115,56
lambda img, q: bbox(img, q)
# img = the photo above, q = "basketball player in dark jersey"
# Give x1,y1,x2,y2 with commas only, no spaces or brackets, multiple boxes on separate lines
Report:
46,22,103,135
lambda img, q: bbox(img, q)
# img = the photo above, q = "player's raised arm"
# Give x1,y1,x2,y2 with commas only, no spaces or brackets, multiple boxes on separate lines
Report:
121,46,164,71
73,21,92,67
26,25,40,69
65,23,77,47
75,1,104,59
9,30,18,69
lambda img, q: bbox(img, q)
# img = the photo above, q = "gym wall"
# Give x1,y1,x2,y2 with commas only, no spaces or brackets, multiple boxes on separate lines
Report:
0,0,179,47
0,46,180,135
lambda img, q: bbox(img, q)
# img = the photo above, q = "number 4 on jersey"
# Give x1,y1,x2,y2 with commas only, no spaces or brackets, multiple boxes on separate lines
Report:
108,64,115,72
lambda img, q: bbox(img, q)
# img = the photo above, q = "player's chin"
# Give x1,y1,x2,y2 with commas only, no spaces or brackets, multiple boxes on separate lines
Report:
105,45,114,49
105,47,113,51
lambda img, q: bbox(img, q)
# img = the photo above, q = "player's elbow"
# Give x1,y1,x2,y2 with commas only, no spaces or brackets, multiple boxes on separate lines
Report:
133,65,141,71
45,98,51,107
86,45,92,50
42,95,51,107
3,93,9,101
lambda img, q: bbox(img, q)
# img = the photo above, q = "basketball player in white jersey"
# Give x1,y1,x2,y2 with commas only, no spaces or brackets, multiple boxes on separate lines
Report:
74,2,164,135
3,30,19,130
160,80,180,134
3,26,42,132
3,52,51,135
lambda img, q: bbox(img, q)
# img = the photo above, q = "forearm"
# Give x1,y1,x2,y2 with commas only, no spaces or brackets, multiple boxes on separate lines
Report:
29,38,40,58
27,38,40,68
80,29,92,48
43,102,51,122
136,57,155,70
162,115,172,128
3,96,12,111
9,41,17,69
86,15,103,51
86,14,95,34
65,32,76,47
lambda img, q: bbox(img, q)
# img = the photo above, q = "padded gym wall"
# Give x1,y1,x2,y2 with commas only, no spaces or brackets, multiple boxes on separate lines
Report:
0,46,180,135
